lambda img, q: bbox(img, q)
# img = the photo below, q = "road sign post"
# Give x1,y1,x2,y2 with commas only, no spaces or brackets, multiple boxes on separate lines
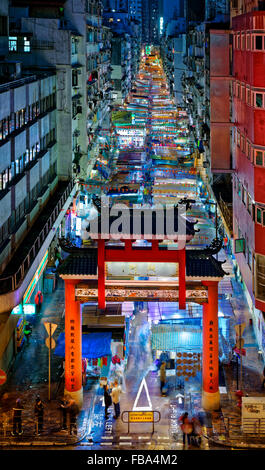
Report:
121,410,161,434
44,322,57,401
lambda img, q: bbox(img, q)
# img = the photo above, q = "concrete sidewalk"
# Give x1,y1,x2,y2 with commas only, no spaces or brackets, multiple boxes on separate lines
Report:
0,278,93,447
1,255,265,449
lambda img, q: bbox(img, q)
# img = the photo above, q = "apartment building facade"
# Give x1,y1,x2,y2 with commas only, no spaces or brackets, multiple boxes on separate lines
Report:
232,5,265,355
0,0,113,371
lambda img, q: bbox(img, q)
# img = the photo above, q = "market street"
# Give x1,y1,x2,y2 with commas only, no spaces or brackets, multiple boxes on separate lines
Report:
0,46,264,453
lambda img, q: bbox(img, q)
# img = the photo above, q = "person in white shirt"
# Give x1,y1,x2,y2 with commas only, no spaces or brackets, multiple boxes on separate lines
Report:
111,380,122,419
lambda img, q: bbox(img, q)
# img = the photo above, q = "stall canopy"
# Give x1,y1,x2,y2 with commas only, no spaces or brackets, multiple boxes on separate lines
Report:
54,332,112,358
151,325,202,351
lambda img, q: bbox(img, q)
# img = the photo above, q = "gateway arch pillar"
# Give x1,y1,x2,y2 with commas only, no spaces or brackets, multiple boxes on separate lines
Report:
64,279,83,407
202,280,220,411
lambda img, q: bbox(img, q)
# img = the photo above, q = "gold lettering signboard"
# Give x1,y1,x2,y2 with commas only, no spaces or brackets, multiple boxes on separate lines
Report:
106,262,178,278
129,411,154,423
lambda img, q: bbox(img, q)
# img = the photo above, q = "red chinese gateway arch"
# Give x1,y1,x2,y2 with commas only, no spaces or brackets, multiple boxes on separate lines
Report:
58,208,226,411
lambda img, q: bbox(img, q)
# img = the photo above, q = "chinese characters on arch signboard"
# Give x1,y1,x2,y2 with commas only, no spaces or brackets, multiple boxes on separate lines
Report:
69,318,77,392
208,320,215,393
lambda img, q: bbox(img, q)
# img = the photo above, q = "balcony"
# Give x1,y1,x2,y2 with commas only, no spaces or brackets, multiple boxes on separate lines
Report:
0,179,75,295
0,73,52,94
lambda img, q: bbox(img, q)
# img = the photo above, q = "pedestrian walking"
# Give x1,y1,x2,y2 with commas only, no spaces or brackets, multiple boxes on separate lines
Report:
261,366,265,389
12,398,24,436
59,397,69,430
68,399,79,435
233,264,238,282
111,379,122,419
190,416,202,447
34,290,43,314
179,412,193,448
103,384,112,419
24,321,32,344
160,361,166,396
54,246,62,265
82,358,87,386
34,396,44,434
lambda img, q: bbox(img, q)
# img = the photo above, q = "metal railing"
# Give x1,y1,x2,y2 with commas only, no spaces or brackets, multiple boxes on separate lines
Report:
0,76,38,93
0,410,78,438
0,73,53,94
224,417,265,439
0,180,74,294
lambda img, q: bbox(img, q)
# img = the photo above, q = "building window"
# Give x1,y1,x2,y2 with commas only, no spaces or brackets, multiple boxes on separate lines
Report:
255,93,263,108
242,185,246,205
255,150,264,166
256,254,265,302
31,103,36,120
257,208,262,224
24,37,31,52
252,204,256,222
241,33,245,50
238,181,242,197
247,88,251,105
247,141,251,160
237,130,240,147
0,167,9,190
0,16,8,36
71,38,78,54
255,35,263,50
241,135,245,153
9,36,17,51
0,117,10,138
247,193,252,214
72,69,78,87
247,34,251,50
241,85,245,101
247,246,252,269
32,145,36,160
15,158,20,175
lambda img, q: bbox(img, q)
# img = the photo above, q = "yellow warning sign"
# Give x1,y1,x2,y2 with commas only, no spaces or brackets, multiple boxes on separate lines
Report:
129,411,154,423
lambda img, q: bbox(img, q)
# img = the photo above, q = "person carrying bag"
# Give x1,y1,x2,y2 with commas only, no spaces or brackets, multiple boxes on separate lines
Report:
179,412,193,447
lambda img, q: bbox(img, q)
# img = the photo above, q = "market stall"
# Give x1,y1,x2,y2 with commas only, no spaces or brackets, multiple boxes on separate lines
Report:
54,331,113,384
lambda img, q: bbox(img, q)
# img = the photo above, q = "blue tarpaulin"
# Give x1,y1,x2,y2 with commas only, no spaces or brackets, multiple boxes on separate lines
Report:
54,332,112,359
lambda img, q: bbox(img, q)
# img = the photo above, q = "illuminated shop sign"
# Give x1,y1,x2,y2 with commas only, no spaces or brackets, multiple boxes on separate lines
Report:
106,262,178,278
23,250,49,303
159,17,164,36
11,304,36,315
